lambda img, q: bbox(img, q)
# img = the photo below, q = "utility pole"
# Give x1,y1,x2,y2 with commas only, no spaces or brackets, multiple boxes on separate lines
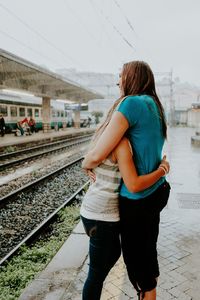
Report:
169,69,175,127
155,70,175,126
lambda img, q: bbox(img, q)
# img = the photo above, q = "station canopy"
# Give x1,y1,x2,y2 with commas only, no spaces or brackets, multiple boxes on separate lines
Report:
0,49,103,103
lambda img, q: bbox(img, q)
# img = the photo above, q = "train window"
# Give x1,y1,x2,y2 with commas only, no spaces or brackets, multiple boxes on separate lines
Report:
35,109,39,117
61,111,64,117
11,106,17,117
52,110,56,117
27,108,33,117
19,107,25,117
65,111,68,118
0,105,8,116
57,111,60,117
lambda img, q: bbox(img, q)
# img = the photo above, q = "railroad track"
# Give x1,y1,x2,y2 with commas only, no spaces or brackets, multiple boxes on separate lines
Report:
0,157,89,265
0,181,89,266
0,134,93,170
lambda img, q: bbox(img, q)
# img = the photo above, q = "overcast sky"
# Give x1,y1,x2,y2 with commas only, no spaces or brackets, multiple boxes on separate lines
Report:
0,0,200,86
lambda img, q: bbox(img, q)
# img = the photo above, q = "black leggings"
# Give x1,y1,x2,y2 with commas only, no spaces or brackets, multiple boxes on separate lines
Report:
119,181,171,297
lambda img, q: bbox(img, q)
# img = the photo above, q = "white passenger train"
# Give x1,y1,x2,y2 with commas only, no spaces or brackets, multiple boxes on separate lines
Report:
0,90,92,132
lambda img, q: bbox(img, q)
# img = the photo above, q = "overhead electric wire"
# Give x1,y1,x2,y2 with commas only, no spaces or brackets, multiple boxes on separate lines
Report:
0,2,85,69
63,0,101,47
0,29,63,68
94,0,171,92
0,29,104,97
63,0,121,88
0,1,106,91
63,0,123,88
90,0,135,52
0,1,121,95
0,29,69,94
88,0,122,63
113,0,136,35
63,0,116,85
112,0,165,70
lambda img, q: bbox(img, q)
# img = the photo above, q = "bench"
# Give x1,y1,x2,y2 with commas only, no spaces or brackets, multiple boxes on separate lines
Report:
11,129,17,136
12,129,31,136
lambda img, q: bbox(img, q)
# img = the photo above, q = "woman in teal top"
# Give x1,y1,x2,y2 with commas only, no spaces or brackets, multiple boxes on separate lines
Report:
117,94,165,199
82,61,171,300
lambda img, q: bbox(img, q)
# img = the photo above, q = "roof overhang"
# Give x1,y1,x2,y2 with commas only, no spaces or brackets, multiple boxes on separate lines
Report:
0,49,104,103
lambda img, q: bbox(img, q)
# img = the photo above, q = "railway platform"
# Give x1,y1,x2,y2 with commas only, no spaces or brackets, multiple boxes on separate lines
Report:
18,203,200,300
18,127,200,299
0,127,95,152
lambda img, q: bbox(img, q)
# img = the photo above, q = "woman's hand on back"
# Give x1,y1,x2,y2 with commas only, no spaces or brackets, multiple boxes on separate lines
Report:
85,169,96,183
158,155,170,175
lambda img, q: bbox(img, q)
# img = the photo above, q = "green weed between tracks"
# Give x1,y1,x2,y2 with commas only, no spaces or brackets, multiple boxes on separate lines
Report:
0,205,80,300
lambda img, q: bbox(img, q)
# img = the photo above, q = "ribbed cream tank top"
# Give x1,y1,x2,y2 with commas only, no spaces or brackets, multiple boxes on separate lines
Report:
80,155,121,221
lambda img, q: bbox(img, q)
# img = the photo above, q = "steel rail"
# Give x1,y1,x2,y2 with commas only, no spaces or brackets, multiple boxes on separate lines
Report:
0,133,93,160
0,180,89,266
0,156,84,207
0,137,90,170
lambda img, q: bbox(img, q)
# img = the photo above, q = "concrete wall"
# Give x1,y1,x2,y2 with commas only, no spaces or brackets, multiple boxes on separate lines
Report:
187,109,200,127
175,110,188,125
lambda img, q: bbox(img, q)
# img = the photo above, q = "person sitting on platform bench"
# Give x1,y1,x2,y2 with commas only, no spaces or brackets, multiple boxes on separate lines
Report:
16,118,30,136
28,117,37,133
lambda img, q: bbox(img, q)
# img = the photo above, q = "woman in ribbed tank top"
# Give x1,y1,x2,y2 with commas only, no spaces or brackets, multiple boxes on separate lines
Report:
81,61,170,300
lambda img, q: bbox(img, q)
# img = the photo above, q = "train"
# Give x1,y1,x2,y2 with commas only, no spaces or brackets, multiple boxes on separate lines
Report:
0,90,94,133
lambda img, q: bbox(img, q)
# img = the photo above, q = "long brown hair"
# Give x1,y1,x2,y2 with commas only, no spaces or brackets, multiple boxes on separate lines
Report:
92,60,167,143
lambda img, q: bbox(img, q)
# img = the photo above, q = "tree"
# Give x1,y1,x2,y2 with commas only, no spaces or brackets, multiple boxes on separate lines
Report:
91,111,103,124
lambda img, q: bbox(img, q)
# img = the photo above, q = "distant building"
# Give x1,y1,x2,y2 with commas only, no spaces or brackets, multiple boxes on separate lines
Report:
57,68,200,127
191,103,200,109
56,68,119,99
188,103,200,127
174,109,188,125
88,98,115,114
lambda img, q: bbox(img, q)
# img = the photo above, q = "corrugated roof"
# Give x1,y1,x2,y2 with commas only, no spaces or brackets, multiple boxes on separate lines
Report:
0,49,104,103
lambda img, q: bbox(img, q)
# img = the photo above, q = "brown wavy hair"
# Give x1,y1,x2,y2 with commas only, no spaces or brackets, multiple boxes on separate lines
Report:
93,60,167,143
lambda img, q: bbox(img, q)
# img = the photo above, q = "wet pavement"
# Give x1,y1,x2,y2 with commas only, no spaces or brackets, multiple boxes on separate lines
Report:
165,127,200,208
19,127,200,300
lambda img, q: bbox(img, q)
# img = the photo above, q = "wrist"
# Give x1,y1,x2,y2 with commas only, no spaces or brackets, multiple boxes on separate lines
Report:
160,163,169,173
158,165,168,176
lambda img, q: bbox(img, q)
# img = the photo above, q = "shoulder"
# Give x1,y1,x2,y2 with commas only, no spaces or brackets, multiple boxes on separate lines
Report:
119,95,149,109
117,96,143,123
125,94,147,101
125,94,153,102
122,95,141,103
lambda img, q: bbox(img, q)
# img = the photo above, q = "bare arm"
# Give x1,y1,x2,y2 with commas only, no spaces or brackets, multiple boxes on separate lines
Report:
82,112,129,169
113,138,169,193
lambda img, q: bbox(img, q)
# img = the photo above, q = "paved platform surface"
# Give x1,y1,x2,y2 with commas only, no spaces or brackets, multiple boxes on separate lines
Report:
64,207,200,300
18,127,200,300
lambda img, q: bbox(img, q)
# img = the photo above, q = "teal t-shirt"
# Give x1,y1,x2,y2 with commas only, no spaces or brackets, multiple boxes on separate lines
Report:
117,95,165,200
